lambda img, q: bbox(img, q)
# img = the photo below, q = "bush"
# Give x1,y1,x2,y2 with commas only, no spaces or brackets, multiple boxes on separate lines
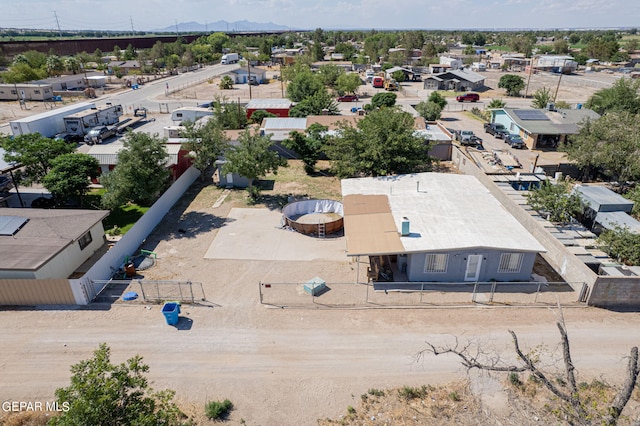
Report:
205,399,233,420
398,385,428,401
509,372,522,386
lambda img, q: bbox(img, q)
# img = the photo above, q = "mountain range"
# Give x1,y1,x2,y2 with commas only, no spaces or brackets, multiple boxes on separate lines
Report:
153,20,293,33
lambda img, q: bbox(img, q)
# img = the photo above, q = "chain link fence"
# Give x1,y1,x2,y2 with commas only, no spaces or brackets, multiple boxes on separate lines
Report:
259,280,585,309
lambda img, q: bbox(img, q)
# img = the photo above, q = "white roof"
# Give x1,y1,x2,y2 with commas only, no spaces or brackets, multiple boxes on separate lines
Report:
246,98,292,109
262,117,307,130
341,173,546,253
87,143,181,166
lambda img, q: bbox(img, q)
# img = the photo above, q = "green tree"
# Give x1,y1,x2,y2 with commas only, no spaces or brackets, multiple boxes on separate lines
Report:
498,74,525,97
219,75,234,89
325,106,432,178
598,225,640,266
205,32,230,53
282,123,328,174
42,153,99,206
1,134,75,185
222,129,287,199
286,67,324,102
181,118,229,181
113,45,122,60
64,56,80,74
50,343,186,426
531,87,553,108
553,39,570,54
370,92,397,109
561,111,640,182
1,62,47,84
46,55,64,77
391,70,406,82
334,42,357,60
249,109,277,124
415,101,442,121
317,64,344,87
289,90,339,117
487,98,507,109
585,78,640,115
124,43,136,60
335,72,362,95
526,180,583,224
428,91,447,109
212,99,247,130
100,132,170,209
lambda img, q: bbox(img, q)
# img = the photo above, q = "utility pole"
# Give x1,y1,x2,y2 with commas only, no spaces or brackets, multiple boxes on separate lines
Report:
175,20,179,36
53,11,62,36
553,59,568,103
524,55,535,98
130,16,135,35
247,63,252,99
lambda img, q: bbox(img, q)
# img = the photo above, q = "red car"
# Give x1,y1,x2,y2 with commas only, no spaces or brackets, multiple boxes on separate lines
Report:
337,94,359,102
456,93,480,102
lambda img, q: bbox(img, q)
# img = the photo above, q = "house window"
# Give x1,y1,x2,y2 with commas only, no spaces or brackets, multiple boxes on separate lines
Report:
425,253,448,273
10,90,16,95
78,231,93,250
34,90,40,94
498,253,523,273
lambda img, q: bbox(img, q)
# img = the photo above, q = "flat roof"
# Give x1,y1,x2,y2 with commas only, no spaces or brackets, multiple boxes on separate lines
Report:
246,98,292,109
575,185,634,210
341,173,546,256
0,208,109,271
595,211,640,233
87,143,181,166
9,102,95,124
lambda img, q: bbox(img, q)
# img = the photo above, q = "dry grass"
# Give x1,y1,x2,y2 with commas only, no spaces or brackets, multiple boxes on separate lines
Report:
0,412,55,426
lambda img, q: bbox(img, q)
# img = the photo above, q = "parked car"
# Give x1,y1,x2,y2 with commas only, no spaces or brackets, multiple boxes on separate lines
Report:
0,175,13,193
455,130,483,146
506,134,525,149
337,94,359,102
484,123,509,139
84,125,117,145
456,93,480,102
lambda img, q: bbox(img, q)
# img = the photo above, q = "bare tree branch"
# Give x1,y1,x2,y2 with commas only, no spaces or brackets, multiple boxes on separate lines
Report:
605,346,640,425
422,340,527,373
557,321,578,395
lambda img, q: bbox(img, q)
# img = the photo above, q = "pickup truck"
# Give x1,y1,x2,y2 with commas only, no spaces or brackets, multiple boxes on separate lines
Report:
84,125,117,145
484,123,509,139
455,130,483,146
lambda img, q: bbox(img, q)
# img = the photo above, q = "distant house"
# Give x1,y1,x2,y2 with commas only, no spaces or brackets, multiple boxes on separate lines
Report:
245,98,292,119
439,56,463,70
423,69,485,91
0,83,53,101
384,66,415,81
341,173,546,283
224,66,267,84
33,73,102,91
535,55,577,74
0,209,109,280
107,60,142,75
491,107,600,150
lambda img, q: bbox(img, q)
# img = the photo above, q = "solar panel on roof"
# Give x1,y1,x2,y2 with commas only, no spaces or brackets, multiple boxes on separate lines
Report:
513,110,550,121
0,216,29,236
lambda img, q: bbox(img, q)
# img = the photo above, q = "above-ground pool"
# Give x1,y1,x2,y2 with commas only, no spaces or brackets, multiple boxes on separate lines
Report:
282,199,344,237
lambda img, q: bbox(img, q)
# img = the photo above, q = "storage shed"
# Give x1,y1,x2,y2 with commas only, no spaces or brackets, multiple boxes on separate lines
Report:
246,98,292,119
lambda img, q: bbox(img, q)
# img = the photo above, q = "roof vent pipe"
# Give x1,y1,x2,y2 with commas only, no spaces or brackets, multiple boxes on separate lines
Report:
401,217,410,236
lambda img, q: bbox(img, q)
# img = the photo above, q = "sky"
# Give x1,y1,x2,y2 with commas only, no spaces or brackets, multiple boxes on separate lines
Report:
0,0,638,32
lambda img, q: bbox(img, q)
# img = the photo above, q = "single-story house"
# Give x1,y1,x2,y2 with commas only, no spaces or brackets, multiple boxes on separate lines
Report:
107,60,142,75
312,61,353,72
429,64,452,74
246,98,292,119
423,69,485,91
224,66,267,84
490,107,600,150
86,75,106,88
0,83,53,101
341,173,546,283
86,143,187,180
0,209,109,279
33,73,102,91
384,66,416,81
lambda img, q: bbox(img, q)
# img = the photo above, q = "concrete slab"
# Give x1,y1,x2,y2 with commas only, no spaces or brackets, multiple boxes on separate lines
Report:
204,208,347,261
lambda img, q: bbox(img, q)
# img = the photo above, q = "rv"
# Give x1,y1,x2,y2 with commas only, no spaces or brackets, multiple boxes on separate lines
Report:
63,104,123,138
171,107,214,123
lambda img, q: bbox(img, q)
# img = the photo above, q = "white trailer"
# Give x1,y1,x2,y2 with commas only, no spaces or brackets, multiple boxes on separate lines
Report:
171,107,213,123
63,104,123,138
221,53,240,64
9,102,96,138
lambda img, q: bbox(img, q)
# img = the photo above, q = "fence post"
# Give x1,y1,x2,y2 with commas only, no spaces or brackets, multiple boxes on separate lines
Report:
472,282,478,303
535,282,542,303
490,281,497,303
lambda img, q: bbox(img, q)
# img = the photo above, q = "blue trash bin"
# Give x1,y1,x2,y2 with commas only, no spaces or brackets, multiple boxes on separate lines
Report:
162,302,180,325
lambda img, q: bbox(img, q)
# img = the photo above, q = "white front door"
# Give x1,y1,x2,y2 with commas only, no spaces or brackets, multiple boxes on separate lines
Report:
465,255,482,281
226,173,234,186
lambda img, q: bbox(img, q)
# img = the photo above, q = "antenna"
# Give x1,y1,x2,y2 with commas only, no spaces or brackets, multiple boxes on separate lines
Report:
53,11,62,36
130,16,135,34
